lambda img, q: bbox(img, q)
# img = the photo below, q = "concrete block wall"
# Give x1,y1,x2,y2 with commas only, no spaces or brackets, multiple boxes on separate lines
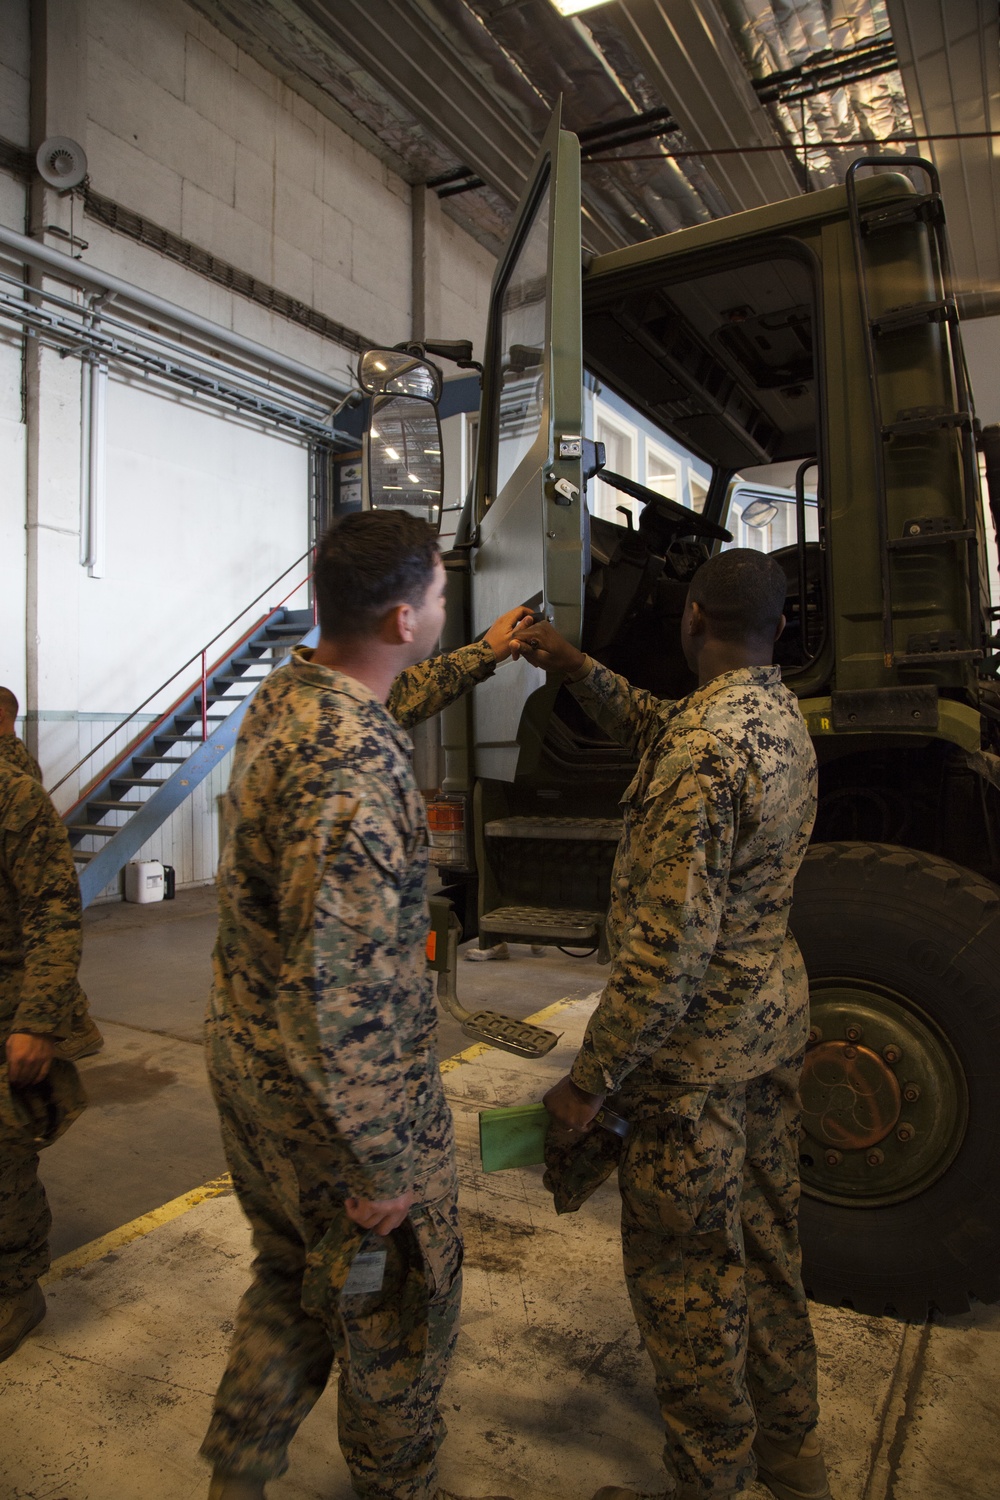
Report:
0,0,498,894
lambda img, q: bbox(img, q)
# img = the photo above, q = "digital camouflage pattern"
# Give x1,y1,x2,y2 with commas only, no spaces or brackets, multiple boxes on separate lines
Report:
202,640,496,1493
0,761,86,1295
565,660,821,1498
621,1065,818,1497
0,734,42,783
0,762,83,1041
567,661,817,1096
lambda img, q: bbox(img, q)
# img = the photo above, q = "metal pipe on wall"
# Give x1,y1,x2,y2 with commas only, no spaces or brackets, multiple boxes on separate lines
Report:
81,356,107,577
0,221,350,402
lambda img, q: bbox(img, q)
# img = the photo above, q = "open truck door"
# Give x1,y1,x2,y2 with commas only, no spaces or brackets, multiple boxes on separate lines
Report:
471,104,584,782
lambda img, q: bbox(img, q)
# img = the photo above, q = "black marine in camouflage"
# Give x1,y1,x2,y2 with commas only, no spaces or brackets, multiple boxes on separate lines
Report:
562,655,822,1499
202,638,498,1495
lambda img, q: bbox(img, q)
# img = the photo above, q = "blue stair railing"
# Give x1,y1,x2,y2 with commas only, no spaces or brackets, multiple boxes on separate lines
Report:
52,553,319,907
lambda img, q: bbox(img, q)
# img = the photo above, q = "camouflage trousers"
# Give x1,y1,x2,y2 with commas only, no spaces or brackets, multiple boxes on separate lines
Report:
201,1087,463,1498
0,1143,50,1295
618,1058,819,1499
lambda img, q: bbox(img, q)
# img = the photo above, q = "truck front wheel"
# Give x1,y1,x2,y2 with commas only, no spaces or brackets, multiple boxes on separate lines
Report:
789,841,1000,1319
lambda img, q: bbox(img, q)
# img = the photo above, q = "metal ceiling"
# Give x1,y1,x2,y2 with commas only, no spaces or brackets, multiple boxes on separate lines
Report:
189,0,999,312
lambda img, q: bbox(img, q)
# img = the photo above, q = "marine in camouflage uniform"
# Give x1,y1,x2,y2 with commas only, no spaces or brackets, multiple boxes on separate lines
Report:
0,760,86,1322
563,656,820,1498
0,732,102,1062
201,637,500,1496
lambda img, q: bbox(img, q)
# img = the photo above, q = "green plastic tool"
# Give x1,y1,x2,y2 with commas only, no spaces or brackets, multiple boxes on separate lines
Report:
479,1102,549,1172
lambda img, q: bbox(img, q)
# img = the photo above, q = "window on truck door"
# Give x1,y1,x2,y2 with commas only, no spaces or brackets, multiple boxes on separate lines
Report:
486,180,551,511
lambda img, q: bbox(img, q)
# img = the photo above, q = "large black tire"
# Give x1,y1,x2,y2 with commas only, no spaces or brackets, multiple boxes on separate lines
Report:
790,842,1000,1319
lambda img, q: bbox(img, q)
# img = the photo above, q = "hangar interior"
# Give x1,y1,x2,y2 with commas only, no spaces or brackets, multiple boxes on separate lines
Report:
2,2,1000,1498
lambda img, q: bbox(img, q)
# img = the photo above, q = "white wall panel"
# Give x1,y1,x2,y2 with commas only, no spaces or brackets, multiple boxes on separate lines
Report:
75,375,309,719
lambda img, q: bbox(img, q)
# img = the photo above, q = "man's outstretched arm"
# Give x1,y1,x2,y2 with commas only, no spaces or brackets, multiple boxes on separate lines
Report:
388,604,534,728
510,618,665,756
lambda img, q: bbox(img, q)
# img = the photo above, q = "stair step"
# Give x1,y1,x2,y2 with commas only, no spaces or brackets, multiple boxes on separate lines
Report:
72,850,97,863
87,800,144,811
68,823,119,837
485,816,622,842
132,755,186,766
479,905,604,943
110,775,169,787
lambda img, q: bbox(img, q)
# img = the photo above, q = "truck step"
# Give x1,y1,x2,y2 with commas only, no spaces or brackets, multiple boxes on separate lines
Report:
484,816,622,842
479,905,604,943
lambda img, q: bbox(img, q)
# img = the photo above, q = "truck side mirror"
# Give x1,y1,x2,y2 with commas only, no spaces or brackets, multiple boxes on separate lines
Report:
365,392,444,531
358,348,443,402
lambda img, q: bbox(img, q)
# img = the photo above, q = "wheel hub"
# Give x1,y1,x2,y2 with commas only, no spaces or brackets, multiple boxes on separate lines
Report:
800,1041,901,1150
799,983,968,1208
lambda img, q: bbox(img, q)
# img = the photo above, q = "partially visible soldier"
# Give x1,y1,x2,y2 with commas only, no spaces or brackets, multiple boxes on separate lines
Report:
0,757,88,1359
201,510,528,1500
0,686,42,781
512,550,830,1500
0,686,103,1062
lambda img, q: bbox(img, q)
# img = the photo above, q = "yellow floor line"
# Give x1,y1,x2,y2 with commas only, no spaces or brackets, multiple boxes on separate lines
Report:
45,992,596,1282
43,1176,234,1284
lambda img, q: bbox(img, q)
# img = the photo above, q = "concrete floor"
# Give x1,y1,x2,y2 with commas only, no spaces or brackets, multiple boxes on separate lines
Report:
42,887,605,1258
6,891,999,1499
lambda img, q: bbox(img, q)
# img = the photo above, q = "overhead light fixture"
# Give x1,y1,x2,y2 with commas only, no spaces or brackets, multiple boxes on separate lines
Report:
549,0,608,15
384,446,400,461
407,473,420,483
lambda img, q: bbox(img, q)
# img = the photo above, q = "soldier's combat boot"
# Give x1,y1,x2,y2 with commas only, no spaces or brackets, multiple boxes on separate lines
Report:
754,1428,832,1500
55,1009,104,1061
0,1282,46,1361
207,1474,266,1499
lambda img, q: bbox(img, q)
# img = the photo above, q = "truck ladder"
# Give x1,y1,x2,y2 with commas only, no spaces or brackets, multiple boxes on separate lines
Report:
845,155,984,670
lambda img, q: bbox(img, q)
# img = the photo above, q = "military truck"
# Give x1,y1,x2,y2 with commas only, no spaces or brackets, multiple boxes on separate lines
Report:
359,110,1000,1321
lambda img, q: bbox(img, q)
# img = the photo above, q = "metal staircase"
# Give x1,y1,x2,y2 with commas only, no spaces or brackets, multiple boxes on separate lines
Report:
58,577,318,906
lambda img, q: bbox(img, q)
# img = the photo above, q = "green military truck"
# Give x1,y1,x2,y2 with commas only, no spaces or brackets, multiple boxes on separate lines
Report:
359,110,1000,1321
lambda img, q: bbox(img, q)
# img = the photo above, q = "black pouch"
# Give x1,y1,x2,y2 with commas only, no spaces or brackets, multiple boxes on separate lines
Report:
0,1057,87,1148
543,1122,624,1214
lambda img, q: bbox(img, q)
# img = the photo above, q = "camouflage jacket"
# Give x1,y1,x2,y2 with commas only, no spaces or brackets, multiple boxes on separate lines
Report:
206,640,497,1202
0,761,83,1039
567,660,817,1094
0,734,42,782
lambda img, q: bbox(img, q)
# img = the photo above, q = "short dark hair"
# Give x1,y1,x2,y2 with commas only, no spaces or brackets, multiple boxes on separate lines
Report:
314,510,440,639
0,686,17,719
688,548,787,642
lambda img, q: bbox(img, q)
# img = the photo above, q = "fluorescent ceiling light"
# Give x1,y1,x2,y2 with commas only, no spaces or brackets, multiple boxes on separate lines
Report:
407,473,420,483
549,0,608,15
384,446,400,461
